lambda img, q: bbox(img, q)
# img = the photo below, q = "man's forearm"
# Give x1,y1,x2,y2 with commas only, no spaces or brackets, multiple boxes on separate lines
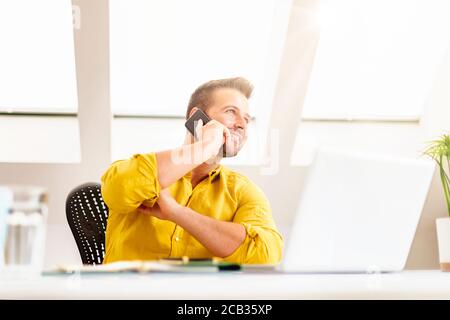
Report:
170,206,246,258
155,140,216,189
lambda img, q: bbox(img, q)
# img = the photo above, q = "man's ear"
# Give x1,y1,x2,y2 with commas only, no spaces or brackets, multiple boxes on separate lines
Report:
187,107,199,119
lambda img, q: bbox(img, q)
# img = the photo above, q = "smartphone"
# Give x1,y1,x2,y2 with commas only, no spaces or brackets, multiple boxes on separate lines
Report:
184,109,211,139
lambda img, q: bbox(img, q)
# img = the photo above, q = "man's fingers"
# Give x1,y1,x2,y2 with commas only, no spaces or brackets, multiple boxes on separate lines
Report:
223,126,231,142
137,205,148,214
196,119,203,129
206,120,230,136
194,119,203,140
137,204,154,214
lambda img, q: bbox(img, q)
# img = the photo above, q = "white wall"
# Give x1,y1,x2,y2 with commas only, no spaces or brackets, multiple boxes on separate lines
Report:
0,0,448,269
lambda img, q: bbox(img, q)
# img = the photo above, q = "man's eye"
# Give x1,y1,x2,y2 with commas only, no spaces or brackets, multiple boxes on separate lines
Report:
226,109,235,114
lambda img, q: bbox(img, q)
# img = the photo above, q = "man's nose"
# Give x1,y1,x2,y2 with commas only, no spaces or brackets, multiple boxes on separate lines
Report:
234,114,247,130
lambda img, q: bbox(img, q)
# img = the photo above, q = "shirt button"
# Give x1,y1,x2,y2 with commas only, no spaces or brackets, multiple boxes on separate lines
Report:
175,236,180,242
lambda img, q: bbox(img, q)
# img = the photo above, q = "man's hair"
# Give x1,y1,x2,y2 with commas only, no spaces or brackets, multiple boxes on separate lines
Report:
186,77,253,119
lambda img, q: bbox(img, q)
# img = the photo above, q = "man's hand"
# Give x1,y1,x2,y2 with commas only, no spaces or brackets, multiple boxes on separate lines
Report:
195,118,231,157
137,189,181,221
137,188,247,259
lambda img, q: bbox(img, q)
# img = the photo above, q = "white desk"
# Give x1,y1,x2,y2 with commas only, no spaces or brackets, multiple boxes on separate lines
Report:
1,270,449,299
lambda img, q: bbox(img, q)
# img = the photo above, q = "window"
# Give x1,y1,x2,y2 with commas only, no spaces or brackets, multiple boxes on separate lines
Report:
109,0,292,164
0,0,78,113
301,0,450,121
0,0,79,163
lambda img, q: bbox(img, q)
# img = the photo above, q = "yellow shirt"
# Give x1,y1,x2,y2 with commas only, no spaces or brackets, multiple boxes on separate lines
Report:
100,152,283,264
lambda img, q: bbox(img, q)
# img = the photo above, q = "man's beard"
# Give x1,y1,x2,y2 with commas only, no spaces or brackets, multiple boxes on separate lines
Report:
222,132,244,158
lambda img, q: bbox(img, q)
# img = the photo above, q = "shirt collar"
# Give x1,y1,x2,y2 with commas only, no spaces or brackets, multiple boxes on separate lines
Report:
183,165,222,183
208,165,222,182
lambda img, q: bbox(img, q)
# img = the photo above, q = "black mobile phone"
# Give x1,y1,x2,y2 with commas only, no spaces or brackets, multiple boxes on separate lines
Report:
184,109,211,139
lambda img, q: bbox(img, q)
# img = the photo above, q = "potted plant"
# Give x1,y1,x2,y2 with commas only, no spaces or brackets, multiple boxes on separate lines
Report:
424,133,450,271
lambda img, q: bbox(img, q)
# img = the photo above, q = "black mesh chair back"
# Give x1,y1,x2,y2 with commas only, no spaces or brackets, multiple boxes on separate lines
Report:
66,182,109,265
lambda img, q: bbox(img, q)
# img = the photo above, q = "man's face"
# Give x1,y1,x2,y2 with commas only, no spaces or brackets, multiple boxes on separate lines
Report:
204,88,251,157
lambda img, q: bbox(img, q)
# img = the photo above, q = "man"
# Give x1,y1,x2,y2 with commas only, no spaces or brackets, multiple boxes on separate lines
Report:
101,77,283,264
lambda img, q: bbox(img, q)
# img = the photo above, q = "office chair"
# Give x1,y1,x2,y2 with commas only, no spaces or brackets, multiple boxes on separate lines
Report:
66,182,109,265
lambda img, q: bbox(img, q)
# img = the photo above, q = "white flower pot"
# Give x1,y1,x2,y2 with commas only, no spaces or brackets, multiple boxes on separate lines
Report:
436,217,450,272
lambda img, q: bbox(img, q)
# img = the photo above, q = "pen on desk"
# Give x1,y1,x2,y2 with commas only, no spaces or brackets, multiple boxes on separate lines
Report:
217,263,241,271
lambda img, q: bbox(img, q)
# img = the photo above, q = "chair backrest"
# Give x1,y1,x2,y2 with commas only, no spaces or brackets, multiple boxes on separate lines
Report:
65,182,109,265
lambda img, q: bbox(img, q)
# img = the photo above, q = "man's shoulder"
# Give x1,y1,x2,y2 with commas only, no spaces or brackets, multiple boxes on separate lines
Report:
221,166,270,206
221,166,265,194
221,166,252,184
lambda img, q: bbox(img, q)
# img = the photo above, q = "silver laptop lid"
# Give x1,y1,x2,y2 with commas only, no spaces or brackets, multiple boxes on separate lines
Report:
282,147,435,273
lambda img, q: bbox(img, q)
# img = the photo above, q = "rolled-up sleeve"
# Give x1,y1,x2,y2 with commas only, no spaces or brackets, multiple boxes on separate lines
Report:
100,153,161,214
223,181,283,265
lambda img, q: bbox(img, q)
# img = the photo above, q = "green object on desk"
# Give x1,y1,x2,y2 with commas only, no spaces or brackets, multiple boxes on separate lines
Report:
160,258,241,271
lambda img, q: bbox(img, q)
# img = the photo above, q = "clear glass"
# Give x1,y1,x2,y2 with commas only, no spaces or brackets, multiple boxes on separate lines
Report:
1,186,48,276
0,187,13,269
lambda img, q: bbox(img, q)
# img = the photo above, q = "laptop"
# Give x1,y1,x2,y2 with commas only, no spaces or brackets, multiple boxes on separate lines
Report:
249,147,435,274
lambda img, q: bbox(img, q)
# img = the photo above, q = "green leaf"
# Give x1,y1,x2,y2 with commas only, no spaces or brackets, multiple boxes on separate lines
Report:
423,133,450,216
